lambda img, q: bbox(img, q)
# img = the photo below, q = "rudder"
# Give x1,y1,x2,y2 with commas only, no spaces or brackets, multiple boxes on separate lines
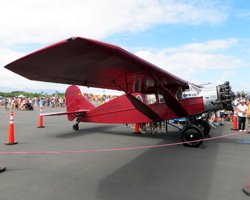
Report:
65,85,95,121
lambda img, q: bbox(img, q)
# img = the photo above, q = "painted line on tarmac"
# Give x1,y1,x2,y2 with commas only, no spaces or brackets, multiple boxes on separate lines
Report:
0,132,241,155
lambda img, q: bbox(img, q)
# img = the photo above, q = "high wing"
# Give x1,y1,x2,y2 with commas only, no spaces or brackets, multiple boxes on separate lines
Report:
4,37,189,94
4,37,193,117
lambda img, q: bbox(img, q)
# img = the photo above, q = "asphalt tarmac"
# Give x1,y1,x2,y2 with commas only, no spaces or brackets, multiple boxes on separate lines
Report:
0,106,250,200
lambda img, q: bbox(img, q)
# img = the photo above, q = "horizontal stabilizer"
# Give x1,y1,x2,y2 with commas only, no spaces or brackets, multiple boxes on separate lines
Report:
42,110,88,117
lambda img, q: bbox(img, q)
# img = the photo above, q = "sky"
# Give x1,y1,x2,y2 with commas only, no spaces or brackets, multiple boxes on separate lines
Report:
0,0,249,94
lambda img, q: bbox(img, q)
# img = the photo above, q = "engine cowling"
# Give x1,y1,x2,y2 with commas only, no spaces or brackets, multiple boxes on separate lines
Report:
217,81,234,110
201,81,234,112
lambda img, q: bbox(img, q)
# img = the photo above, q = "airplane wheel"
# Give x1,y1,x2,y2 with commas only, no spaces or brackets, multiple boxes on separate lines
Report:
181,125,204,147
197,119,210,137
73,124,79,131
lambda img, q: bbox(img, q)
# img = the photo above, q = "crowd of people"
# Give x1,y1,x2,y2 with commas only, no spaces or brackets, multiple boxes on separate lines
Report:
1,97,66,111
84,93,117,105
233,97,250,132
0,93,118,111
206,97,250,132
206,109,232,128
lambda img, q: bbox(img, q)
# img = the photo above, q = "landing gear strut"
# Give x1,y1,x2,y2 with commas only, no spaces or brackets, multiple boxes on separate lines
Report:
188,116,211,137
197,119,210,137
73,119,80,131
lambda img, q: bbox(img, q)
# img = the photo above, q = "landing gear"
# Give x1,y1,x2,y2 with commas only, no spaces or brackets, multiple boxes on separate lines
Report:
197,119,210,137
188,116,211,138
73,118,80,131
181,125,204,147
73,123,79,131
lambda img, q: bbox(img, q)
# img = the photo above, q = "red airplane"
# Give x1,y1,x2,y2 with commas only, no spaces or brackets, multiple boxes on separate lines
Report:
4,37,233,147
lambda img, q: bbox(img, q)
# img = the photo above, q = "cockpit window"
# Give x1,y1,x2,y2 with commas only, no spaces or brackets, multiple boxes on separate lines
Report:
158,94,165,104
146,94,157,104
158,91,165,103
145,79,155,90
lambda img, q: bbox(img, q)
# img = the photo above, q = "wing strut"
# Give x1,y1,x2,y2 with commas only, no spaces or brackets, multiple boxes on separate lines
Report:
113,80,163,122
152,74,189,117
126,93,163,122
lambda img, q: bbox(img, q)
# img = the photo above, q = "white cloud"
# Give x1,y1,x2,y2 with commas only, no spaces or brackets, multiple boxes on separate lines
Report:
135,38,249,83
0,67,67,91
0,0,237,93
164,38,238,53
0,0,227,46
0,47,68,91
237,11,250,18
0,47,22,66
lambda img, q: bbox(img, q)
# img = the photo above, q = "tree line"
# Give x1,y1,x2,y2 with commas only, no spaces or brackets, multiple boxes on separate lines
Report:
0,91,65,98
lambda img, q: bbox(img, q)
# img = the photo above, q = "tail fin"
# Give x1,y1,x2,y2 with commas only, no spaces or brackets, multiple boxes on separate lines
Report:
65,85,95,121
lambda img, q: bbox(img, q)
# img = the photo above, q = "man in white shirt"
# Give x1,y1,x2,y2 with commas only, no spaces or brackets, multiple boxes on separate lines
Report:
237,99,248,132
247,100,250,133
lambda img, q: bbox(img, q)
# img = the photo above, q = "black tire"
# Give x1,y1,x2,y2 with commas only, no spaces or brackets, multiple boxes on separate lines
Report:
181,125,204,147
73,124,79,131
197,119,210,137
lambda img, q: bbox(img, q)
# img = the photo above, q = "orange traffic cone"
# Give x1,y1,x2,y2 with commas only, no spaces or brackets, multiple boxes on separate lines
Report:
37,104,45,128
231,111,238,130
5,111,18,145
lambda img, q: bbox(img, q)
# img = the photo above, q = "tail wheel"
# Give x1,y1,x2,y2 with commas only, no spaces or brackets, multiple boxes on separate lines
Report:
197,119,210,137
181,125,204,147
73,123,79,131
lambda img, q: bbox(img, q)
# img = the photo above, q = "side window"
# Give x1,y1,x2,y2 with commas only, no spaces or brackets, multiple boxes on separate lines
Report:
146,94,157,104
158,94,165,104
136,95,143,102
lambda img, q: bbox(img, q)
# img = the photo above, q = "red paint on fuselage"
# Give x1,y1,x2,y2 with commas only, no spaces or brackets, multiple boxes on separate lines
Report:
76,92,205,124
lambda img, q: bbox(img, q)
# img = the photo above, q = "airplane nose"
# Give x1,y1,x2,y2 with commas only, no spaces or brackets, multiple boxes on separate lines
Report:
217,81,234,110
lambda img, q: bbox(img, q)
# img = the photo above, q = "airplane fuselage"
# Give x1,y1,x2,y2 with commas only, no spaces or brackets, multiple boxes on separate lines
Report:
76,82,233,124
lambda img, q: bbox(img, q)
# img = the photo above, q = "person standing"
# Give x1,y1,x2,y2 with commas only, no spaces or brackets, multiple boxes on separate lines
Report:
4,98,9,111
218,109,225,125
208,111,217,128
237,99,248,132
247,100,250,133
